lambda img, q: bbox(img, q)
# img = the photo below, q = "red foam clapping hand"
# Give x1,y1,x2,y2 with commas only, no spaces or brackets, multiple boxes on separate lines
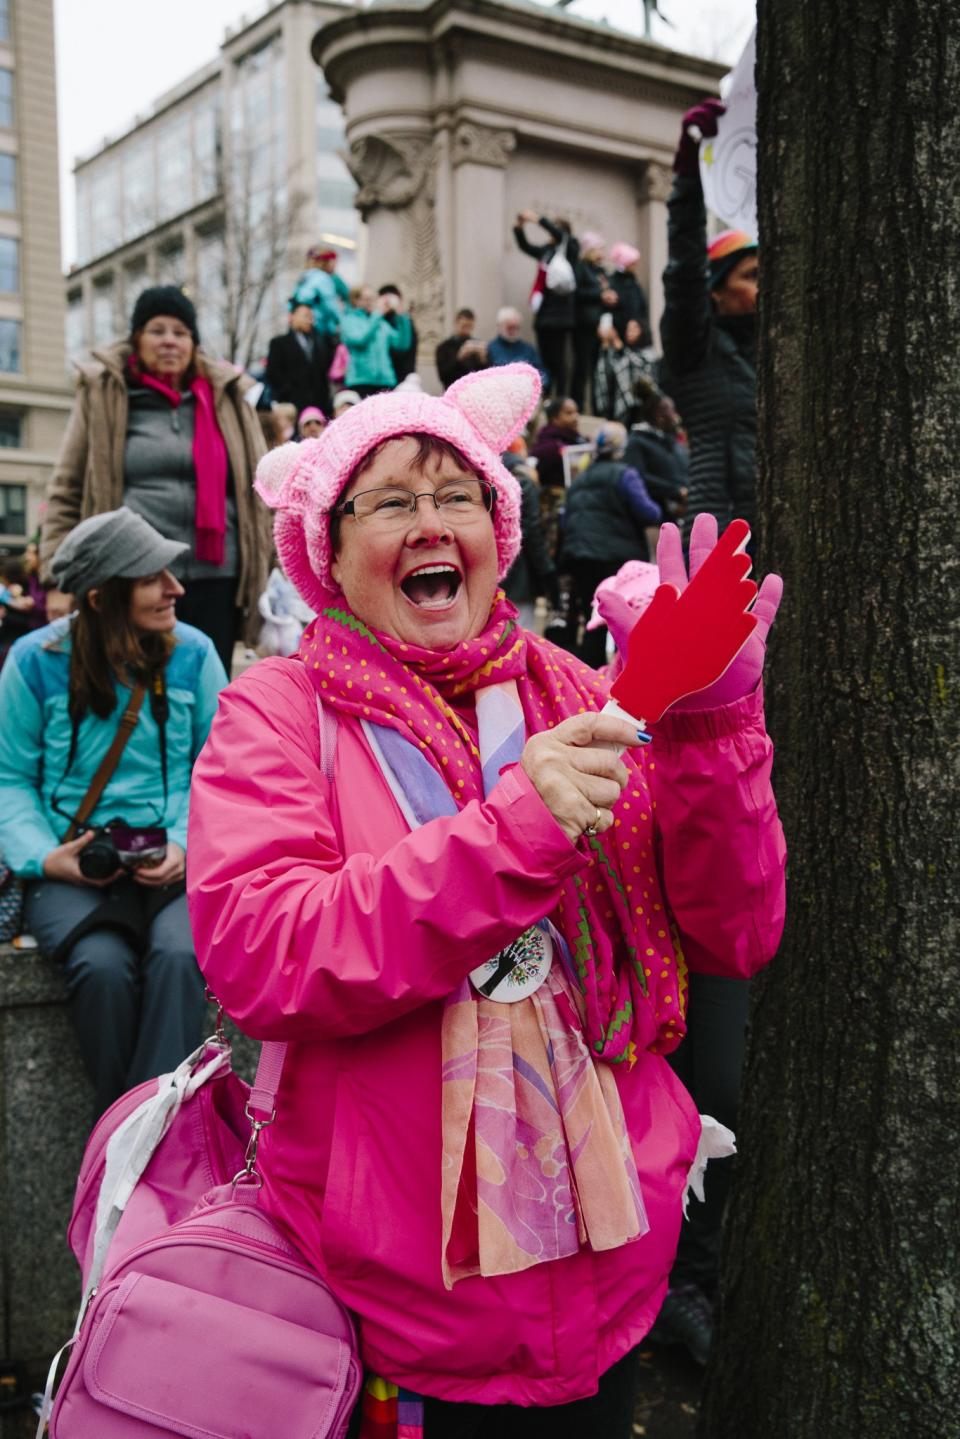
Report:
609,517,759,726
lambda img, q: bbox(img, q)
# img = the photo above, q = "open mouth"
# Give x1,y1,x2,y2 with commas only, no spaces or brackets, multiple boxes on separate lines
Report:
400,563,463,610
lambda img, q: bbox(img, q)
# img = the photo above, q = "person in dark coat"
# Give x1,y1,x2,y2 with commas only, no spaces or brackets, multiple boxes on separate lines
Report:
501,449,558,631
265,304,333,419
529,396,585,490
513,211,579,397
593,317,653,424
378,284,419,383
646,95,761,1373
560,423,661,666
659,97,758,538
571,232,616,412
607,244,652,348
624,378,690,522
435,308,489,389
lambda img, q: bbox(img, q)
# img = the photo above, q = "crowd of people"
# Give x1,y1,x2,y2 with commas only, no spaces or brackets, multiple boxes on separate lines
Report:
0,94,775,1437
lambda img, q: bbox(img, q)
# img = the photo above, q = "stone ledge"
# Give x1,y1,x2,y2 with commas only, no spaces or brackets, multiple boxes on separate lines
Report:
0,942,260,1384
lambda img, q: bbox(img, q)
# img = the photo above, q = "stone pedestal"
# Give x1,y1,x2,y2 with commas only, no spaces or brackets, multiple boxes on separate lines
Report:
313,0,724,390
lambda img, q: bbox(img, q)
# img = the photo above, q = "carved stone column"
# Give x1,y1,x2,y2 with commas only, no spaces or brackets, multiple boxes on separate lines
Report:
344,132,446,360
450,122,517,336
636,159,674,353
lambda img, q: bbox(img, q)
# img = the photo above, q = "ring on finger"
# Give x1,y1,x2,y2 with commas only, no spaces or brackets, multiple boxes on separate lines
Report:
584,807,602,838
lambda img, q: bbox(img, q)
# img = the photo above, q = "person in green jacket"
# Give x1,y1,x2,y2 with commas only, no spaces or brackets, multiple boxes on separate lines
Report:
0,508,228,1118
290,246,350,339
340,285,414,396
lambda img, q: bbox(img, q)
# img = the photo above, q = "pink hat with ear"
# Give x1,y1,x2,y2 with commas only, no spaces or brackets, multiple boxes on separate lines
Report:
255,363,541,612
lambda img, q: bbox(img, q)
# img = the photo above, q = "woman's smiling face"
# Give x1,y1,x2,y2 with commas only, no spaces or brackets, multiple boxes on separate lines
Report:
330,437,499,651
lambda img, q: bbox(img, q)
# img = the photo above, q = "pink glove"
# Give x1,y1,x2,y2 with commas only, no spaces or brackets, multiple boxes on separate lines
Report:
657,514,783,708
593,567,658,678
674,97,726,176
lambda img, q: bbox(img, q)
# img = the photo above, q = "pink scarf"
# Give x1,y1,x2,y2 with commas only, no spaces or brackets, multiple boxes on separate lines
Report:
127,358,229,565
300,595,690,1284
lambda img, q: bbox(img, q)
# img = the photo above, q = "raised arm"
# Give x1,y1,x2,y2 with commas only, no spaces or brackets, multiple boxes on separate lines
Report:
660,99,726,376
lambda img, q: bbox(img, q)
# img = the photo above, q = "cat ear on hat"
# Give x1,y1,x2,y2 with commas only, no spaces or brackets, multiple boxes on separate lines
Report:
445,363,541,450
254,441,303,510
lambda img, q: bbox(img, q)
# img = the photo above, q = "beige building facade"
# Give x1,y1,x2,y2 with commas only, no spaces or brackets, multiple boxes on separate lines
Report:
0,0,71,549
66,0,360,370
313,0,723,389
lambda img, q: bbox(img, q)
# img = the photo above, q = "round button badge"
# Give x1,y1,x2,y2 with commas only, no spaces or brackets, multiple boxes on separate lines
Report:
469,925,553,1003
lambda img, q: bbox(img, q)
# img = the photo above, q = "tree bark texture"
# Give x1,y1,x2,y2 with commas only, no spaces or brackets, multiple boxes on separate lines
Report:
700,4,960,1436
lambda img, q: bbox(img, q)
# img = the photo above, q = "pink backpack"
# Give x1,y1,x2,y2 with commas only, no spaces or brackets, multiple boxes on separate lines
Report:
38,701,359,1438
39,1032,360,1439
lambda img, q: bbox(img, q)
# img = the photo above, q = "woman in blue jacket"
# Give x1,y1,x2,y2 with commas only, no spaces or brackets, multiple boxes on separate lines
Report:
0,508,228,1117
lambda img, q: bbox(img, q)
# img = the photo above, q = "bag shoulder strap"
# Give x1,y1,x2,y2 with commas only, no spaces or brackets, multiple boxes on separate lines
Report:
247,692,339,1119
65,683,147,842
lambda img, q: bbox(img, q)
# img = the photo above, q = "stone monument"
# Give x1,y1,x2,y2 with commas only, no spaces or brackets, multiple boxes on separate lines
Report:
312,0,723,388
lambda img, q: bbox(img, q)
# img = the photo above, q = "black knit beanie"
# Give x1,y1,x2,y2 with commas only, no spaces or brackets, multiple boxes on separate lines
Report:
130,285,199,343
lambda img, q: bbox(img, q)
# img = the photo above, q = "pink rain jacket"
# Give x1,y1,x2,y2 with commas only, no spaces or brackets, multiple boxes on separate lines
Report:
187,656,785,1406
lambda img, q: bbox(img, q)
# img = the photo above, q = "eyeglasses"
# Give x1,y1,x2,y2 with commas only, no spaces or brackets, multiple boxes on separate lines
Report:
334,478,495,528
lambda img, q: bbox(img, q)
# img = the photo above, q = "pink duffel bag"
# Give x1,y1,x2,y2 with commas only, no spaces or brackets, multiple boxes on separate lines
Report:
38,1017,361,1438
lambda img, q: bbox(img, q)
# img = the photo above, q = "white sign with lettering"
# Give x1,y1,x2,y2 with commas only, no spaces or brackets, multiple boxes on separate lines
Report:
700,28,758,237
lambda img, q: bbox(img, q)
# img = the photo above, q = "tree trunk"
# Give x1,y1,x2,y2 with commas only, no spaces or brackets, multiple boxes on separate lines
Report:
699,4,960,1436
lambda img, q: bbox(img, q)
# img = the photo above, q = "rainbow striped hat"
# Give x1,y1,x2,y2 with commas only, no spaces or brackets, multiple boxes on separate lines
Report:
707,228,757,289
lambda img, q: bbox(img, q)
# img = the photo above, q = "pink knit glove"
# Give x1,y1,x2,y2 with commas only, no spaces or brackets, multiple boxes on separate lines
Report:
657,514,783,708
674,97,726,176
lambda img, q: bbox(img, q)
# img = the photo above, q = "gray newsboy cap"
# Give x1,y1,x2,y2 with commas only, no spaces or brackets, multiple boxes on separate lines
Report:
50,507,188,597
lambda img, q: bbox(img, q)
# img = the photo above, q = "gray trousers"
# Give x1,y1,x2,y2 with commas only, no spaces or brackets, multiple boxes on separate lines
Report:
25,880,208,1121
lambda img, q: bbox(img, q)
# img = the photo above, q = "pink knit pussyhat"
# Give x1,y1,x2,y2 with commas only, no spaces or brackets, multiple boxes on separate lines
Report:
254,363,541,612
609,241,640,270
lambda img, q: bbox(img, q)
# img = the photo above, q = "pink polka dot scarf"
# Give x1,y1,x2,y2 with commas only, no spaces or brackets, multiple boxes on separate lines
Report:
298,593,686,1283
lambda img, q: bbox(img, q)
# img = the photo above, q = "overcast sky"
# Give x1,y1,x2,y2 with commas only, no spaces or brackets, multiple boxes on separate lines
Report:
53,0,755,267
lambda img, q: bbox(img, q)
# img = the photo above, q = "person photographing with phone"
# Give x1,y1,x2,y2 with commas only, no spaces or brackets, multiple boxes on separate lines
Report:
0,507,228,1119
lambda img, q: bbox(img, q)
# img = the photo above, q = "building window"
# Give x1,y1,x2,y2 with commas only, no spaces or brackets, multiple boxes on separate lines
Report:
75,175,92,267
92,281,116,346
156,240,186,289
66,290,86,365
0,152,15,211
317,179,356,211
0,317,20,371
122,140,155,242
0,235,18,292
195,230,226,358
194,99,221,201
0,70,13,130
0,1,9,44
157,114,192,222
123,257,149,319
89,161,121,256
0,483,26,536
0,410,21,447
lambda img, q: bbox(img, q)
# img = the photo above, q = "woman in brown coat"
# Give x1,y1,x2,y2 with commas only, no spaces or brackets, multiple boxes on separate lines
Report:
42,285,271,673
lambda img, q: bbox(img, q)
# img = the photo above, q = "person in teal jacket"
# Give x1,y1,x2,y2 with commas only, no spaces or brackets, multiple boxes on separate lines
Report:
340,285,414,396
0,507,228,1118
290,247,350,339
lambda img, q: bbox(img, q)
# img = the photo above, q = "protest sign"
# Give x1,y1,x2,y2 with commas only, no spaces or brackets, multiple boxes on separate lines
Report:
700,28,757,236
